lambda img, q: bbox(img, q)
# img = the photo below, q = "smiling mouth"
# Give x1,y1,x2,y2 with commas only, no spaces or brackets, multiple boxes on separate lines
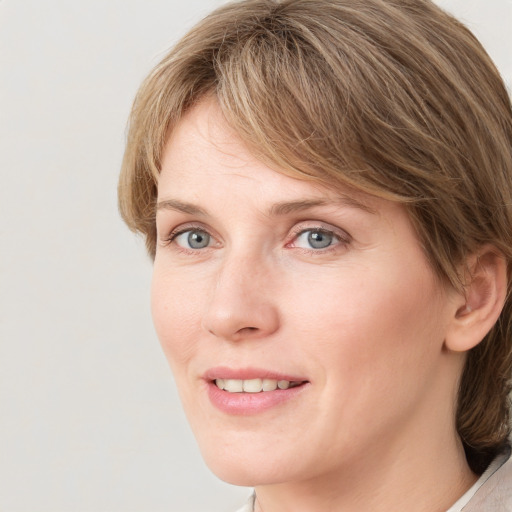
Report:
214,378,306,393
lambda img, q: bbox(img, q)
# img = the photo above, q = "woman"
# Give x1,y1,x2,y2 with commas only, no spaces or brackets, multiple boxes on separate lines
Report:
118,0,512,510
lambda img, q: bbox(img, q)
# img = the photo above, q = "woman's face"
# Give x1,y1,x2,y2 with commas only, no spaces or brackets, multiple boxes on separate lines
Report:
152,99,461,486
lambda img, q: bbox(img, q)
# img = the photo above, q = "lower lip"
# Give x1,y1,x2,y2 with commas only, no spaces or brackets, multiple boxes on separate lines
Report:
206,381,309,415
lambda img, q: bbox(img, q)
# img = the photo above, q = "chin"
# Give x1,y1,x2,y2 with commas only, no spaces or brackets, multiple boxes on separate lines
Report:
197,438,298,487
207,463,262,487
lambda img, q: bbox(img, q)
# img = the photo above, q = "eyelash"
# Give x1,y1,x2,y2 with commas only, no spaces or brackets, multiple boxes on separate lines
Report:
163,222,351,254
287,224,351,254
163,224,215,254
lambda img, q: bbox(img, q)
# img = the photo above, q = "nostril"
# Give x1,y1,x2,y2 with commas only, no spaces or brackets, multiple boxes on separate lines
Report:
240,326,258,333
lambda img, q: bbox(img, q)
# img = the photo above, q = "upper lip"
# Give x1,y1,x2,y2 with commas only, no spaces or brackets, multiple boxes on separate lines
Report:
204,366,308,382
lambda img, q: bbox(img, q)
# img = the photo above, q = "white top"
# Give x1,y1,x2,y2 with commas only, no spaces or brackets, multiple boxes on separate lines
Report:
445,450,509,512
235,446,512,512
235,494,255,512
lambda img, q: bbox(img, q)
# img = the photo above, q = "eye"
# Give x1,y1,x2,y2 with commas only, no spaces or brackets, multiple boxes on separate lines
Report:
294,229,340,249
173,229,212,249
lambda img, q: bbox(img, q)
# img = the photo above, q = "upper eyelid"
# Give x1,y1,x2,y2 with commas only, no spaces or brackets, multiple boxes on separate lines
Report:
169,225,208,238
288,221,351,240
162,222,213,240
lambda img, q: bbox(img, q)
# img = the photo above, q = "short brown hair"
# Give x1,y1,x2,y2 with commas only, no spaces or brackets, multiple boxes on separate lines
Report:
119,0,512,473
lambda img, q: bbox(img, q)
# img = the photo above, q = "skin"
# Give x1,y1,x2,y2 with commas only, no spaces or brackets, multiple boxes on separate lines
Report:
152,98,478,512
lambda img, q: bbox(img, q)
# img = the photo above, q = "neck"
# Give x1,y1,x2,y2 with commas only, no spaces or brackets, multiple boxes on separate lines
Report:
254,410,476,512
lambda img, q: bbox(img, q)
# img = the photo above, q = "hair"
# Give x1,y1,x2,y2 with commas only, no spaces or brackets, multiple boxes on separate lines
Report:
119,0,512,474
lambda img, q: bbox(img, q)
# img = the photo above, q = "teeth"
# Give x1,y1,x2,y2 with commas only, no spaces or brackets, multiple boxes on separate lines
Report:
223,379,243,393
243,378,263,392
262,379,278,391
214,378,302,393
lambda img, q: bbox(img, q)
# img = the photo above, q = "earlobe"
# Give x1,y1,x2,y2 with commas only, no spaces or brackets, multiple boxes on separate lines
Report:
445,246,507,352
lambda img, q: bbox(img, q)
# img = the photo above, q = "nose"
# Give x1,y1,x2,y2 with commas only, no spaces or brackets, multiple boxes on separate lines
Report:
201,252,280,342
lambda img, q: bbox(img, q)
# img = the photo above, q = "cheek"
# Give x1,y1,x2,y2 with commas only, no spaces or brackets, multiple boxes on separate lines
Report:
150,267,203,374
281,262,450,455
286,258,447,384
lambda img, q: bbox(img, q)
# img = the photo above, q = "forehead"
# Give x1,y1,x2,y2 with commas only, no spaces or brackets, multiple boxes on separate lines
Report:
159,98,379,213
162,98,264,181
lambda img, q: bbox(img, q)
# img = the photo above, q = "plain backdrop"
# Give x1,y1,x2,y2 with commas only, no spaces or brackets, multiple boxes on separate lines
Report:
0,1,510,511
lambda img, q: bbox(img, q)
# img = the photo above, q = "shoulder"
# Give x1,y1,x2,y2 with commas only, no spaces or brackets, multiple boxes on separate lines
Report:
464,445,512,511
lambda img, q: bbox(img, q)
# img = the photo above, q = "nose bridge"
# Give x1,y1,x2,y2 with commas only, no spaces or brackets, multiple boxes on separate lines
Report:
202,245,279,341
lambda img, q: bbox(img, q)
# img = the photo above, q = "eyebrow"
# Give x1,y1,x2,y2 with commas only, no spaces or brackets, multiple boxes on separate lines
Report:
269,197,376,216
156,199,208,216
156,196,376,216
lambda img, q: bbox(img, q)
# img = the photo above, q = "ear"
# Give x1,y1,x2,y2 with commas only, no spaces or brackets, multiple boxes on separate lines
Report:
445,246,508,352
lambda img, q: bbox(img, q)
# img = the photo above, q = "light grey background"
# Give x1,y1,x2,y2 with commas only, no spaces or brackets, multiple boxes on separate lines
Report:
0,1,510,511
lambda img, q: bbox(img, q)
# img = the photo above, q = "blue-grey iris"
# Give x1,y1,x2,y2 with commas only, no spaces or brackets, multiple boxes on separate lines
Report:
188,230,210,249
308,230,333,249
